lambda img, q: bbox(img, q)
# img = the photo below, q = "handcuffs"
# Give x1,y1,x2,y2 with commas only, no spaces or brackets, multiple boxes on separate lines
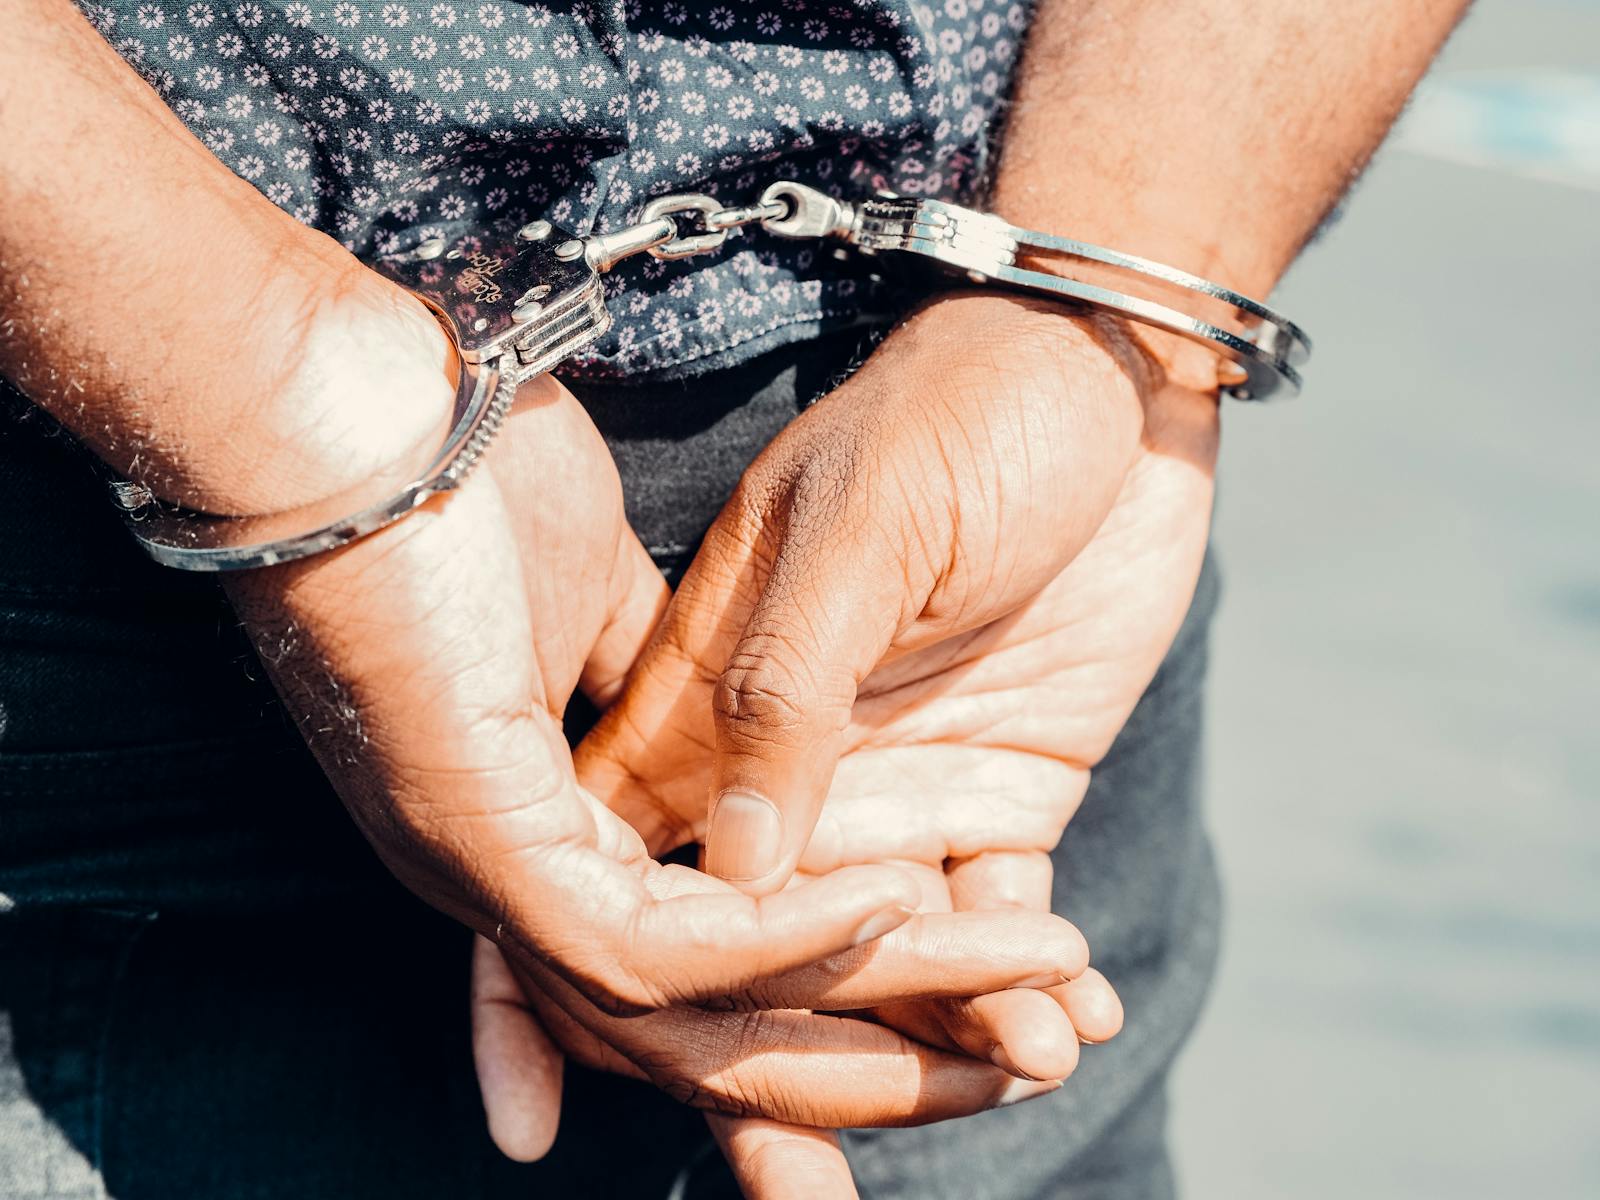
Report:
117,180,1311,572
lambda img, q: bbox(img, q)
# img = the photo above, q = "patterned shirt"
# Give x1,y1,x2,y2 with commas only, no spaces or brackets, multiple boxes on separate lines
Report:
81,0,1032,377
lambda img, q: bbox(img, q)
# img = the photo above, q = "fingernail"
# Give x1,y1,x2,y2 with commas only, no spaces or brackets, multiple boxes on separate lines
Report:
996,1077,1063,1108
1012,971,1070,990
705,791,783,881
989,1045,1043,1081
850,903,916,948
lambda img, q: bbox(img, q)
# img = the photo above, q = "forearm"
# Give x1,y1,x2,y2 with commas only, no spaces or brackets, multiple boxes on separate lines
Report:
0,0,452,514
991,0,1467,384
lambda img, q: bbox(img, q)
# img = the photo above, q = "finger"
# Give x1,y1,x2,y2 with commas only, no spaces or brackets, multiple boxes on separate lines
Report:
945,849,1055,912
946,853,1124,1044
937,851,1082,1080
523,957,1063,1127
708,1117,859,1200
580,527,671,708
656,858,1085,1011
701,908,1087,1012
871,992,1082,1081
573,606,719,860
502,850,927,1013
503,958,649,1082
471,935,564,1162
1052,967,1125,1045
800,747,1085,873
617,866,925,1005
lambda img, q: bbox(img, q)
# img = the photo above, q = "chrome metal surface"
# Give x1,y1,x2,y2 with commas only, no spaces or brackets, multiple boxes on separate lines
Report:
639,194,727,260
580,216,678,272
123,353,506,571
705,199,787,232
591,192,800,270
759,181,857,241
846,195,1310,399
371,219,607,379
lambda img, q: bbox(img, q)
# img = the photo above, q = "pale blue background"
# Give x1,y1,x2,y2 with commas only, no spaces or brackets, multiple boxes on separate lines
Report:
1170,2,1600,1196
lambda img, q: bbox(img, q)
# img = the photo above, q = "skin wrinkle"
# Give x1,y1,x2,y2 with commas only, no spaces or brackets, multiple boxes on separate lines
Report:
858,663,1087,736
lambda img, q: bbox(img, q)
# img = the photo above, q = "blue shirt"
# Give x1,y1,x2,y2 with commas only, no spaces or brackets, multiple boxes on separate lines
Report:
83,0,1032,377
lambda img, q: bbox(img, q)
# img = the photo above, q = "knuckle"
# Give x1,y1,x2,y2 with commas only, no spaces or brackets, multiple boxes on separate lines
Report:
788,449,857,519
714,651,817,743
714,635,855,749
716,659,806,732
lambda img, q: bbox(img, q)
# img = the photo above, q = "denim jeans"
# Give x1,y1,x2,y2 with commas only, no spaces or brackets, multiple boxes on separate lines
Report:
0,329,1219,1199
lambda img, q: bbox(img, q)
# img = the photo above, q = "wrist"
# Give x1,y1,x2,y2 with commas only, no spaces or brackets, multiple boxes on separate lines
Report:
984,184,1282,397
912,289,1164,407
135,253,460,518
227,260,461,515
909,291,1222,459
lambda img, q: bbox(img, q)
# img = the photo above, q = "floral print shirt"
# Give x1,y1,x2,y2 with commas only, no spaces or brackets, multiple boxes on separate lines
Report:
79,0,1032,377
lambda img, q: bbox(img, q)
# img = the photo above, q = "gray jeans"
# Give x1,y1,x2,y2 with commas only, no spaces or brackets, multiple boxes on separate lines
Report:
0,330,1218,1199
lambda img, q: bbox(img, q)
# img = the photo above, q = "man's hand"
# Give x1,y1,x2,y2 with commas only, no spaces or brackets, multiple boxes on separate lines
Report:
464,295,1205,1190
470,0,1471,1185
520,295,1213,1194
575,293,1167,890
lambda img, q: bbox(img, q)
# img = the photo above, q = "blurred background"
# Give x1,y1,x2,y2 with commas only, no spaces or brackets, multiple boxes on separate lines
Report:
1169,1,1600,1195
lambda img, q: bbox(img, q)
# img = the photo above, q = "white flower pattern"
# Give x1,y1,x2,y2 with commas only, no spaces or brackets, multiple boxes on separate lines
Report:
82,0,1028,376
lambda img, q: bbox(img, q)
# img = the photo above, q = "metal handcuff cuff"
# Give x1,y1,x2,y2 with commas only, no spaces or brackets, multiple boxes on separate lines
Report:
119,180,1311,571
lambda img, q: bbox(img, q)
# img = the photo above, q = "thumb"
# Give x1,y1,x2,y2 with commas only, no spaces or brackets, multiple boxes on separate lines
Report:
705,530,904,895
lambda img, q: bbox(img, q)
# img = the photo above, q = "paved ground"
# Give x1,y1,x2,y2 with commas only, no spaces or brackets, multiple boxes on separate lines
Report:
1168,3,1600,1196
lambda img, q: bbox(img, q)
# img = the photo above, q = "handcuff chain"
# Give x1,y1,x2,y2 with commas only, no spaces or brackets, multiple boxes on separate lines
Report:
595,192,793,266
579,179,1306,399
118,176,1311,572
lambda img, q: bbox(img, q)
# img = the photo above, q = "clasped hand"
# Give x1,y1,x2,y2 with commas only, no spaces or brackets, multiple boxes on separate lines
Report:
230,283,1217,1196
